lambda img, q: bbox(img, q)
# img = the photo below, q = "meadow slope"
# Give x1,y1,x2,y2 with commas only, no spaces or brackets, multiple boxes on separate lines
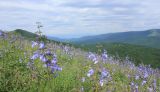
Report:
0,31,160,92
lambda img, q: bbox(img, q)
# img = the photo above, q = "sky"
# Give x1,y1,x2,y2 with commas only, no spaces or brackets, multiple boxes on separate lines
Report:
0,0,160,38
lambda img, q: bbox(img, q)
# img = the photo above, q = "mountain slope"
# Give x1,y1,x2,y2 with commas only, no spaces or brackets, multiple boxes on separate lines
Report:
47,36,65,42
12,29,38,40
6,29,160,68
76,42,160,68
1,29,160,92
9,29,72,46
71,29,160,49
10,29,61,43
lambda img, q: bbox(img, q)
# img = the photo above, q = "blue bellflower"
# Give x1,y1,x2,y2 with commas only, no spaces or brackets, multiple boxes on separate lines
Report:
32,41,38,48
50,64,62,73
101,68,108,78
39,42,45,49
51,58,57,64
87,69,94,77
31,53,39,60
99,79,104,86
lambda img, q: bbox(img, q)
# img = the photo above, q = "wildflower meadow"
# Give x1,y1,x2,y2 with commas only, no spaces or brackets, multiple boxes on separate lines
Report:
0,29,160,92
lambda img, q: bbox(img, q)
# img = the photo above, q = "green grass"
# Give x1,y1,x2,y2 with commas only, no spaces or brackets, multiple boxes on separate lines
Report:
0,34,160,92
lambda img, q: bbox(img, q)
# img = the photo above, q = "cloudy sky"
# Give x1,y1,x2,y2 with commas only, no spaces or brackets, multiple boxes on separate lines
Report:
0,0,160,38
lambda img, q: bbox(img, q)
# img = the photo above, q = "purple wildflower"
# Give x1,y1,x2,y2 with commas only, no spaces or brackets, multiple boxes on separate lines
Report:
39,42,45,49
99,68,110,86
130,81,135,91
45,50,52,55
31,41,38,48
87,69,94,77
88,52,98,64
50,64,62,73
39,54,44,60
31,52,39,60
153,79,157,90
148,87,153,92
142,80,147,85
88,52,95,59
41,56,47,62
101,68,108,78
102,50,108,60
144,72,149,78
135,84,139,92
93,57,98,64
99,79,104,86
131,81,134,86
51,58,57,64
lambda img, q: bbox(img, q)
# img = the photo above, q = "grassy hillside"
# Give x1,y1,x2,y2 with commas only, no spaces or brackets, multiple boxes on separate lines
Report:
0,31,160,92
8,29,160,68
11,29,160,68
74,43,160,68
71,29,160,49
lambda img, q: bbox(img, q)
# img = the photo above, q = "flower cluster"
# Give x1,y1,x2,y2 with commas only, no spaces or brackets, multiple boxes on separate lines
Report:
99,68,111,86
130,81,139,92
29,41,62,76
83,50,112,88
88,52,98,64
127,64,158,92
87,68,94,77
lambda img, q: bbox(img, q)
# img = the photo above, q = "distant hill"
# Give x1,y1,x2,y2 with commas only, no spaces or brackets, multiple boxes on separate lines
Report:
47,36,65,42
75,42,160,68
71,29,160,49
13,29,38,39
9,29,71,45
